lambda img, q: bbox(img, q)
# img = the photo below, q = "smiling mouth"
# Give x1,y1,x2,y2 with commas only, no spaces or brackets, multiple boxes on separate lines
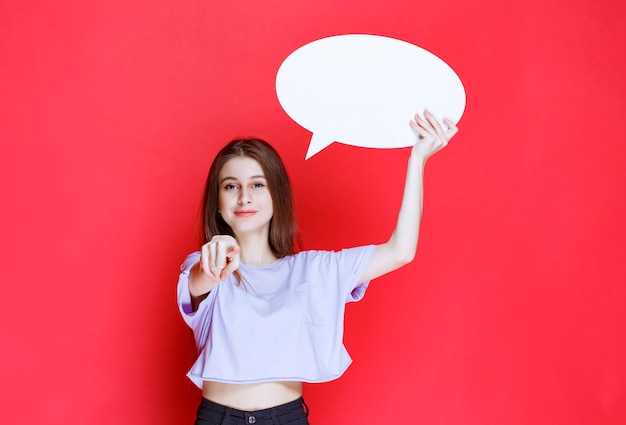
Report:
234,210,257,217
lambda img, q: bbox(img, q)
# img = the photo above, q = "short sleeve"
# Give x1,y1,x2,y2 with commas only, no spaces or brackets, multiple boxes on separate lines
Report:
177,251,201,327
314,245,376,303
339,245,377,302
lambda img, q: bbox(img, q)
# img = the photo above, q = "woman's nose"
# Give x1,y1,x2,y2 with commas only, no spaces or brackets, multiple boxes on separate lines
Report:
238,188,251,204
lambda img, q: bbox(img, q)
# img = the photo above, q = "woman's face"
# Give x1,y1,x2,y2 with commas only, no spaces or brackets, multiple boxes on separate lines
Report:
218,156,274,238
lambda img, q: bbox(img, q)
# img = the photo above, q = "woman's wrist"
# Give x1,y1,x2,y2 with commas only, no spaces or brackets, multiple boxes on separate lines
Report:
408,152,427,170
189,262,219,297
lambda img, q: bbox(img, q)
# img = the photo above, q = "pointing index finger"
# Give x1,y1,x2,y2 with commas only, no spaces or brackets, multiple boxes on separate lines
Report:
221,245,240,280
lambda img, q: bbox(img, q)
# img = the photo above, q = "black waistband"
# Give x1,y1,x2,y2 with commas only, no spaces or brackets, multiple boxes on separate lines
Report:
199,396,307,420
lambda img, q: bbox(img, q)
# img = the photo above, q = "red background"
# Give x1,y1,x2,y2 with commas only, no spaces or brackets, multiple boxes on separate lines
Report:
1,1,625,424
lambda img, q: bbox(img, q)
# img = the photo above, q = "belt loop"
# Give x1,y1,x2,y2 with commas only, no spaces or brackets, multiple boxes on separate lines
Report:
301,398,309,417
221,406,232,425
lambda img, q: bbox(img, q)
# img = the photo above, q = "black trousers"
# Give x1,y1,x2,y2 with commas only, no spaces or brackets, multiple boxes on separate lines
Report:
194,397,310,425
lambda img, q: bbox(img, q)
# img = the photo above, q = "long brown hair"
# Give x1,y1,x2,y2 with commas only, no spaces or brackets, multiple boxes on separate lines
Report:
200,138,301,257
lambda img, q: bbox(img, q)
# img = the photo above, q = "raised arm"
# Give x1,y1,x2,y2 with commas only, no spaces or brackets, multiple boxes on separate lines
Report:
359,110,458,283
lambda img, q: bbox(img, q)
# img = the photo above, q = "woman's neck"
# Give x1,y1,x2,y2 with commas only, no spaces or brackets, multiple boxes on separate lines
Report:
236,233,278,266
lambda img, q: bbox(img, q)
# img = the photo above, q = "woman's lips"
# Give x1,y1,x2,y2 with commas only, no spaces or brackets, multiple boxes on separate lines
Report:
234,210,257,217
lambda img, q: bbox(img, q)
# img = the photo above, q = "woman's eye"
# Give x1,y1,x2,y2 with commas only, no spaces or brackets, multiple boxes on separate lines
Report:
252,182,265,189
224,184,238,190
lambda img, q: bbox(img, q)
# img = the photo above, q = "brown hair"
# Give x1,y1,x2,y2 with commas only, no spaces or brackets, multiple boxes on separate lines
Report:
200,138,301,257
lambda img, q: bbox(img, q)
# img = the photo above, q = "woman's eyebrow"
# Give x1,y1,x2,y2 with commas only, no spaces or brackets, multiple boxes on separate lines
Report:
220,175,266,183
220,176,236,184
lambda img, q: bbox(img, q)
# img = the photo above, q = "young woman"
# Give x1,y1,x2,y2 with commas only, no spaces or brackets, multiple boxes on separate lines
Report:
177,110,458,424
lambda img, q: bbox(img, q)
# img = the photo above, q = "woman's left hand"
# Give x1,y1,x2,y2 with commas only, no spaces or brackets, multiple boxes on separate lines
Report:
409,110,459,161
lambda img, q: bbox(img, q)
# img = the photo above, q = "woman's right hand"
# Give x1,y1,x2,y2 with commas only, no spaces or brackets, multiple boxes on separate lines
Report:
189,235,240,298
200,235,241,282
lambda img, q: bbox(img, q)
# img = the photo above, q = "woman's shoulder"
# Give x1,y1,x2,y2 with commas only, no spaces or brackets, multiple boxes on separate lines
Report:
289,248,331,261
288,245,376,264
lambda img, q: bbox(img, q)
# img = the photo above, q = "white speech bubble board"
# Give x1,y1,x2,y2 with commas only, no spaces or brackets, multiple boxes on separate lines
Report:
276,34,466,159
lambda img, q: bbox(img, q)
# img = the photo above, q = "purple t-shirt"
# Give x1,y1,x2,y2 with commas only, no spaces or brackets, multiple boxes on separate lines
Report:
177,245,376,388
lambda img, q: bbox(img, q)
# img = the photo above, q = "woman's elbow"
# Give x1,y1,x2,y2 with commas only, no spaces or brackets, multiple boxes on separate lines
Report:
394,249,416,268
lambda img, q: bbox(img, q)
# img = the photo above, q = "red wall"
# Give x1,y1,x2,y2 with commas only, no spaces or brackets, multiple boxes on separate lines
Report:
1,1,625,424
